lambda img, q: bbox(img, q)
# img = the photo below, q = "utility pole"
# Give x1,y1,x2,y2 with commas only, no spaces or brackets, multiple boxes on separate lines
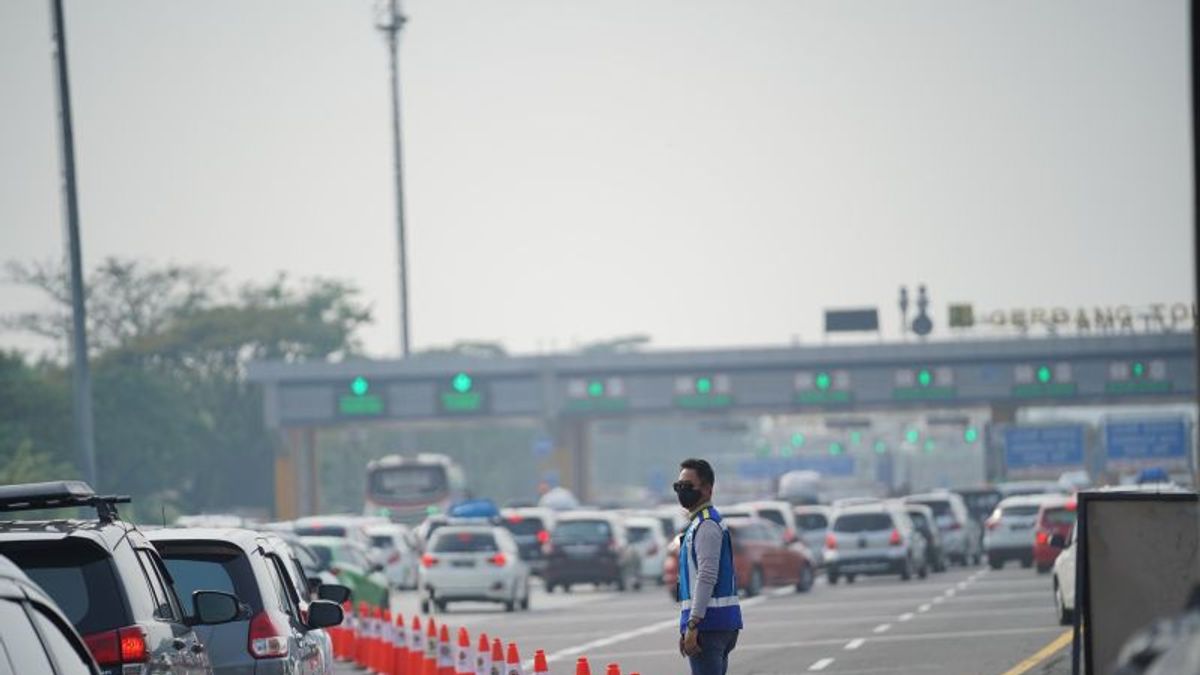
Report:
378,0,411,357
49,0,97,487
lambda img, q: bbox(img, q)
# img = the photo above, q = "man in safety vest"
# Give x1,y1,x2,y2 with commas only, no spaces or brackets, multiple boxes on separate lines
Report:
674,458,743,675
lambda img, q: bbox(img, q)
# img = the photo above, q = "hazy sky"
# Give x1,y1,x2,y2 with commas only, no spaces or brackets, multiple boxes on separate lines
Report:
0,0,1192,358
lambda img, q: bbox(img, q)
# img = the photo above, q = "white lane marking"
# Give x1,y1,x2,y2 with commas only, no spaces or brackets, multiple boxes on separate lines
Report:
537,595,765,664
771,587,795,597
873,623,892,633
918,604,931,613
898,613,914,622
957,582,968,590
844,638,865,651
946,588,957,597
933,596,945,605
809,657,835,671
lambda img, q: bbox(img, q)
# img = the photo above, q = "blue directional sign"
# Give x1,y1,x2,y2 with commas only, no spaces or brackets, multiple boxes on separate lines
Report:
1003,425,1085,471
737,455,856,479
1104,418,1190,467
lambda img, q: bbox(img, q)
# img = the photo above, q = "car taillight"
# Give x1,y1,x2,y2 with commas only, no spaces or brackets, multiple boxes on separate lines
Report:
489,553,507,567
421,553,438,568
946,522,962,531
388,551,402,564
84,626,148,667
985,517,1000,531
248,612,289,659
889,529,902,546
1035,531,1049,546
824,533,837,550
536,530,550,545
647,545,659,556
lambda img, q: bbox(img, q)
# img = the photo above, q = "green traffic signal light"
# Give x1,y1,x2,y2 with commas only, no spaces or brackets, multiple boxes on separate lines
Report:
874,440,887,454
905,428,920,444
963,426,979,443
587,380,605,397
917,369,932,387
850,431,861,445
1036,366,1052,384
924,439,936,453
350,376,369,396
695,377,713,394
1131,361,1146,378
815,372,831,391
452,372,473,393
790,432,806,448
829,442,844,456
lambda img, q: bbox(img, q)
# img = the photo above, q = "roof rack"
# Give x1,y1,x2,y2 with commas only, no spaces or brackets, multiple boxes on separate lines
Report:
0,481,132,524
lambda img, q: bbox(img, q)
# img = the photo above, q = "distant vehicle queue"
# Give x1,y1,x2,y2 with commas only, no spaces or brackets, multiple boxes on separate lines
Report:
0,466,1187,674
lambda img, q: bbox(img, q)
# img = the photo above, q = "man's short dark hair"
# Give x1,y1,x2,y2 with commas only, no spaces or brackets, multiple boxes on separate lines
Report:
680,458,715,486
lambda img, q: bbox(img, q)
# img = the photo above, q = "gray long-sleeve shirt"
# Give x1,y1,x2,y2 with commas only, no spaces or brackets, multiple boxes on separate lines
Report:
688,518,723,620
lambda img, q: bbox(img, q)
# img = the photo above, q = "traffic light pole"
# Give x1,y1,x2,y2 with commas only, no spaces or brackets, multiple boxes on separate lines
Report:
49,0,97,488
380,0,411,358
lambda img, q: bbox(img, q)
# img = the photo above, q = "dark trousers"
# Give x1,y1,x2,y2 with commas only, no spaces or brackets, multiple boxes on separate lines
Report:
687,630,739,675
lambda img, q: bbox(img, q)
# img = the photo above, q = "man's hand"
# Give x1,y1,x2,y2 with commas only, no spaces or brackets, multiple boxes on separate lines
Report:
682,627,701,657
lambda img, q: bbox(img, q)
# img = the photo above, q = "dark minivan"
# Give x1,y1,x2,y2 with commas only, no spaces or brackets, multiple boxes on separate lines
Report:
542,512,641,593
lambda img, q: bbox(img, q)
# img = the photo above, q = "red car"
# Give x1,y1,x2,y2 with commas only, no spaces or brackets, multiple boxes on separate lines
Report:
1033,497,1076,573
662,516,816,599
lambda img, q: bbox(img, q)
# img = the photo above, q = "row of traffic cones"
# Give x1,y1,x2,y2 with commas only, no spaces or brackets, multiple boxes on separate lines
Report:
328,601,640,675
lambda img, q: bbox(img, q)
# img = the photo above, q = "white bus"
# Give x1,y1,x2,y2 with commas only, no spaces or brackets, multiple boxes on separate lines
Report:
364,453,466,525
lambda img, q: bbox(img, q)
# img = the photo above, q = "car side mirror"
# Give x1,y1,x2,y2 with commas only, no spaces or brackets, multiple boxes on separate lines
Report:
305,600,344,630
192,590,240,626
317,583,352,604
1049,534,1066,549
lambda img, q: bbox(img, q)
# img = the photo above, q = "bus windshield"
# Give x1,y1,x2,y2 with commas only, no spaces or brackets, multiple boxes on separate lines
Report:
369,465,448,500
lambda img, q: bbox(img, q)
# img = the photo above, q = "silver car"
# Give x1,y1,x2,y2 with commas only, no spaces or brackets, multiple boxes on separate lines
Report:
824,503,928,583
149,528,344,675
793,505,833,567
903,492,982,566
419,526,530,613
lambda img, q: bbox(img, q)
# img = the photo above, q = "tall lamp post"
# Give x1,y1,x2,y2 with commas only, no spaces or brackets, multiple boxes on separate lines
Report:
377,0,411,357
49,0,97,487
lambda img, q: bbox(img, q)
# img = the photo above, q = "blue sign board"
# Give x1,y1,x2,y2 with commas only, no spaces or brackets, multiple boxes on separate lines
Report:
1004,425,1085,470
1104,418,1190,466
737,456,856,479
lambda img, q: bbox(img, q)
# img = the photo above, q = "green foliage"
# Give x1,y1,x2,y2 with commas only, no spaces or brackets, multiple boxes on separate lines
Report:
1,259,371,517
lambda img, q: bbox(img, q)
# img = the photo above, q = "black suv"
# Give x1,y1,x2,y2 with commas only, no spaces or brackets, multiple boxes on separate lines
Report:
0,481,241,675
0,552,100,674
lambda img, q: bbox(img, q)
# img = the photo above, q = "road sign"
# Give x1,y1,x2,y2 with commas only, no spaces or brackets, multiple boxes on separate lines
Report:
1103,417,1190,470
1003,425,1085,476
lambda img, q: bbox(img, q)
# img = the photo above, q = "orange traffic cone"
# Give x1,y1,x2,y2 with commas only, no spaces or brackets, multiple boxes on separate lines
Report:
532,650,549,675
381,608,393,674
605,665,621,675
372,607,384,673
438,624,455,675
394,612,409,675
475,632,491,675
505,643,524,675
424,618,440,675
410,615,425,675
488,639,504,675
356,602,370,669
574,657,592,675
454,627,473,675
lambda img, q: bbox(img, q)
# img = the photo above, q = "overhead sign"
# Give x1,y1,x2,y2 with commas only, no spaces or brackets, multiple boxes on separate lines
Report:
1103,418,1191,470
1003,425,1085,475
824,308,879,333
953,302,1196,336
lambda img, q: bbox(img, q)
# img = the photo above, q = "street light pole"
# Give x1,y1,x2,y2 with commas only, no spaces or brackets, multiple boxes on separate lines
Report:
48,0,97,487
378,0,411,357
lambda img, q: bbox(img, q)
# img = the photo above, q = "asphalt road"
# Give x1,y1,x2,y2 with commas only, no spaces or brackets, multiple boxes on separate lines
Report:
336,565,1075,675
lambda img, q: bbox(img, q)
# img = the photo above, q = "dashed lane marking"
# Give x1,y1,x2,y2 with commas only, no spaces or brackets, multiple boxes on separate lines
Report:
809,657,835,671
873,623,892,634
932,597,945,604
898,613,914,622
918,604,931,613
844,638,865,651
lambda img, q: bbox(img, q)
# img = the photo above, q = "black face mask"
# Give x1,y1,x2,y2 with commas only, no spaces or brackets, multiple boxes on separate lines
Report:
673,481,703,510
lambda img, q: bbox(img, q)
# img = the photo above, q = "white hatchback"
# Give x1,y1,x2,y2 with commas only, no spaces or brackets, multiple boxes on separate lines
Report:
983,494,1057,569
419,525,530,613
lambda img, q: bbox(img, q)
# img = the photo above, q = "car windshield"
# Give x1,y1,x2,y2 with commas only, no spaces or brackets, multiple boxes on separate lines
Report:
999,505,1041,518
158,544,263,615
627,526,652,544
502,517,546,536
369,535,395,548
834,513,894,533
295,524,348,538
910,500,953,518
553,520,612,542
795,513,828,531
907,512,930,529
1042,508,1077,527
0,540,129,635
431,531,498,553
757,509,786,528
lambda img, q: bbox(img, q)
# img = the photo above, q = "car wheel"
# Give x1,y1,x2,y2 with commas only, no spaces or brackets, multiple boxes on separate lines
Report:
564,583,572,593
989,558,1004,570
918,561,928,580
545,582,556,594
973,553,983,566
616,574,627,592
1055,582,1073,626
900,557,913,581
746,567,763,597
420,598,430,614
1036,564,1051,575
1021,557,1034,569
795,564,814,593
846,574,857,584
505,598,516,612
828,570,840,585
521,586,531,611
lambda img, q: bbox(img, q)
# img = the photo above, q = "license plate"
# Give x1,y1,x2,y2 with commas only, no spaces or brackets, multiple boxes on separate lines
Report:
1010,523,1032,530
565,545,595,557
451,560,475,568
